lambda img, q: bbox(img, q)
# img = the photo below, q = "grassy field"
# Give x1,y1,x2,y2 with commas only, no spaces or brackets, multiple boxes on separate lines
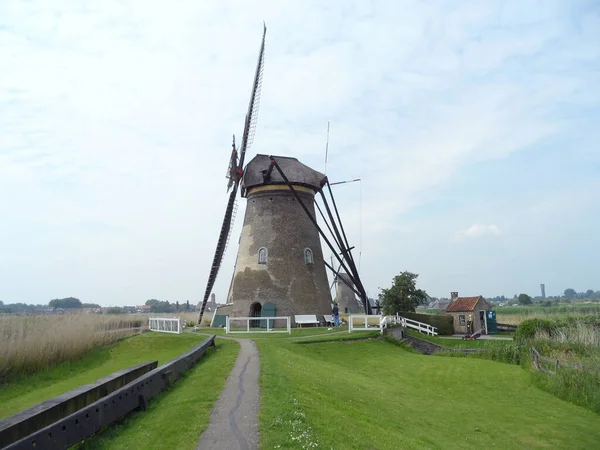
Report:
0,332,214,419
257,338,600,449
3,321,600,449
404,329,510,349
191,325,356,339
74,337,239,450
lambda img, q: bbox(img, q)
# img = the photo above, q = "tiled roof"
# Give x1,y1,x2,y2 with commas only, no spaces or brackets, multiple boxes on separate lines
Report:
446,296,486,312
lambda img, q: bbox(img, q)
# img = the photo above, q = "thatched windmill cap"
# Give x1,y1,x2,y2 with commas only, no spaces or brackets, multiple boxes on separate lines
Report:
242,154,326,192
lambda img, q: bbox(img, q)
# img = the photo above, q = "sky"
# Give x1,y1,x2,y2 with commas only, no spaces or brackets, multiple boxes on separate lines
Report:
1,0,599,306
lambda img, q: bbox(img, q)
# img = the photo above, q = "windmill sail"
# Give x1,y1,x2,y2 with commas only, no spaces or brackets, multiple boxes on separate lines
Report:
198,24,267,325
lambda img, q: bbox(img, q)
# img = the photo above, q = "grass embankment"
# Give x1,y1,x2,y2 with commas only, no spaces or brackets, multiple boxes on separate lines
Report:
0,332,214,419
404,329,509,349
0,315,147,382
518,317,600,414
192,326,357,340
74,337,239,450
257,338,600,449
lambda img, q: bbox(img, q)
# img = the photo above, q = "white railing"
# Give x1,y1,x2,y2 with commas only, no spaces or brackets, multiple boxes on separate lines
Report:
347,314,438,336
348,315,388,334
225,316,291,334
149,317,182,334
396,314,438,336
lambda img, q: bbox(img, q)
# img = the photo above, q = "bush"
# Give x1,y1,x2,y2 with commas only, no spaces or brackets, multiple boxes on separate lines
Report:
398,312,454,335
514,318,555,343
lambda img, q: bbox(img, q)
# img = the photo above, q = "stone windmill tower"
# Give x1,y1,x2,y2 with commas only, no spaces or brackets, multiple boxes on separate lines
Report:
197,24,371,327
227,154,332,322
335,272,364,314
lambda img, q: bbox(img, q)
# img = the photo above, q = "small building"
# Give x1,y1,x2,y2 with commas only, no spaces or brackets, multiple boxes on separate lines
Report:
445,293,492,335
428,299,450,311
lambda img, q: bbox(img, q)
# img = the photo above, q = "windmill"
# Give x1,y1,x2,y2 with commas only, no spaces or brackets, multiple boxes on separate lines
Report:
197,24,266,325
198,24,371,327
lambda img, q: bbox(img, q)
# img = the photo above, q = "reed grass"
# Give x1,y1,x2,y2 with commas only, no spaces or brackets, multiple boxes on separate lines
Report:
0,314,145,382
496,304,600,325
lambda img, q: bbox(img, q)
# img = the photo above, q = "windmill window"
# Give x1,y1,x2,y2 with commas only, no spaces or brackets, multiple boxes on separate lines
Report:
258,247,267,264
304,248,314,265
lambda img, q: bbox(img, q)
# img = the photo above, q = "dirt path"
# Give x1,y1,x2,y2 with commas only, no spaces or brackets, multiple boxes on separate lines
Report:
196,337,260,450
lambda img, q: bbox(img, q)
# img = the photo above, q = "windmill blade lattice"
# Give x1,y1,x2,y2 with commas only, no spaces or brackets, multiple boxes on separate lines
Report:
198,24,267,325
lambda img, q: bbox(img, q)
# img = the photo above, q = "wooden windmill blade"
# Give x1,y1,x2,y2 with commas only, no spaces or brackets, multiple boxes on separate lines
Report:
198,24,267,325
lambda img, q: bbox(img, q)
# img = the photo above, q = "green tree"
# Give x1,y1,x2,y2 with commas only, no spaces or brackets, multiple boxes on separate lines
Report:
176,301,180,312
585,289,595,299
81,303,101,309
49,297,82,308
564,288,576,299
186,300,190,311
518,293,532,305
379,271,428,314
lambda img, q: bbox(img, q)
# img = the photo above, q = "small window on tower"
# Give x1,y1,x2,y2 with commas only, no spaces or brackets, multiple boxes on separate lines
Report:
304,248,313,265
258,247,267,264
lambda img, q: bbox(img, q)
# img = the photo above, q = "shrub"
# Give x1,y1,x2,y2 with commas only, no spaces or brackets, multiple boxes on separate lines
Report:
514,318,555,343
398,312,454,335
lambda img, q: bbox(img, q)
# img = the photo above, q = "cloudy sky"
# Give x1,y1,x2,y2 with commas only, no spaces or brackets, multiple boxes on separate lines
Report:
1,0,599,306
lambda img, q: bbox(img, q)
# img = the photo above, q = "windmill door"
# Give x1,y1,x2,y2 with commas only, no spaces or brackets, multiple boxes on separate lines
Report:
261,302,276,328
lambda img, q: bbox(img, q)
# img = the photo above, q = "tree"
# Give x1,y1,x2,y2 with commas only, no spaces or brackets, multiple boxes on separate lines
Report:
379,271,428,314
186,300,190,311
82,303,101,309
176,301,180,312
585,289,595,299
518,293,532,305
49,297,82,309
564,288,576,300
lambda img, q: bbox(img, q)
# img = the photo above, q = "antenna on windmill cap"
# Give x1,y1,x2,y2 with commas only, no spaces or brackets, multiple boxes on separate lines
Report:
324,122,330,175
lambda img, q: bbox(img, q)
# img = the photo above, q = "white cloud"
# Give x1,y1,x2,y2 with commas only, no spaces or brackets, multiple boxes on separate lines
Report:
459,224,502,239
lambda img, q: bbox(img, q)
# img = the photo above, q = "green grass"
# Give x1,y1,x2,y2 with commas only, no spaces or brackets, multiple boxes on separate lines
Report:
0,332,210,419
404,329,511,349
257,338,600,449
74,338,240,450
498,304,600,315
293,330,380,344
192,326,348,340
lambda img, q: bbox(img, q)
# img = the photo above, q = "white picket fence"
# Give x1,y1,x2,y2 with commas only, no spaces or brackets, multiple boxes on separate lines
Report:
225,316,291,334
348,314,437,336
148,317,183,334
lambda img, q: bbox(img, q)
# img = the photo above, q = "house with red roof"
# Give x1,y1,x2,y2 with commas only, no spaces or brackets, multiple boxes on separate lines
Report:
445,292,492,335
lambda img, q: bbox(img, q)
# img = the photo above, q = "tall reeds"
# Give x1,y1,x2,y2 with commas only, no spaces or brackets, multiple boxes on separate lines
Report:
0,314,145,382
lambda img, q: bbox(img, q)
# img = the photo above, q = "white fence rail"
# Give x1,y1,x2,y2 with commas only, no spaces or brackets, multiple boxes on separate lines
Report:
347,314,438,336
149,317,182,334
396,314,438,336
348,315,388,334
225,316,291,334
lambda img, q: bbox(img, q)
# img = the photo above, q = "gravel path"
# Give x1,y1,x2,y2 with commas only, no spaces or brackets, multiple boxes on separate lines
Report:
196,337,260,450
